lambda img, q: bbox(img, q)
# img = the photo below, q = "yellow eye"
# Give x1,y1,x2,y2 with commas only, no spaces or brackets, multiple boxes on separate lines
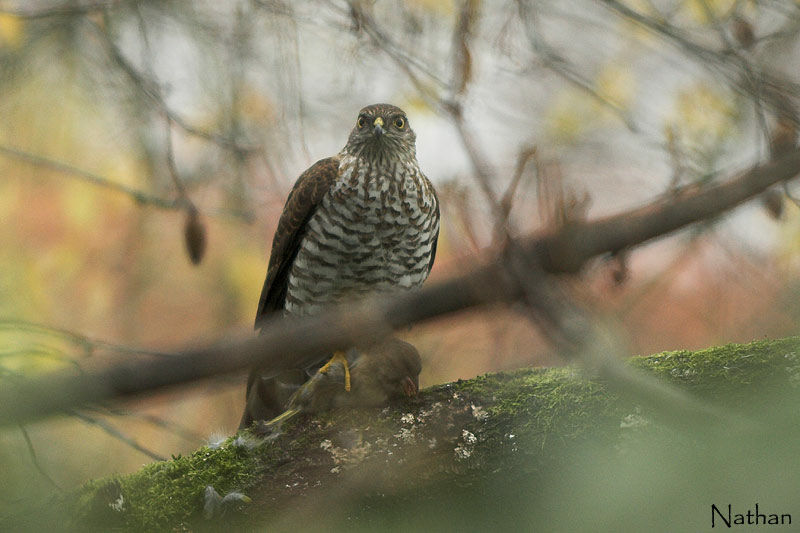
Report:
394,117,405,129
357,116,366,128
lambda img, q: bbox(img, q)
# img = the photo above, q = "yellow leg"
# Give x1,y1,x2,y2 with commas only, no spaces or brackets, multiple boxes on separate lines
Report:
318,351,351,391
264,407,301,428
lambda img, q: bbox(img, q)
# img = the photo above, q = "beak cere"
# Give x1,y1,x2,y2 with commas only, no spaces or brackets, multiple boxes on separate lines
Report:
373,116,384,136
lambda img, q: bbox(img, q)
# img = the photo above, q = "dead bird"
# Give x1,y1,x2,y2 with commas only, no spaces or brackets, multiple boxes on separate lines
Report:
253,338,422,434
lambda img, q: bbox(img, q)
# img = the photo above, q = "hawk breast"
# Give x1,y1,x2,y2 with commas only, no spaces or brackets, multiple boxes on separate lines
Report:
284,154,439,316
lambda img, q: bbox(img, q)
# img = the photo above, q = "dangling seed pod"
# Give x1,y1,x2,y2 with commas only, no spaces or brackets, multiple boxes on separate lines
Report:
761,190,784,220
184,206,207,265
732,16,755,50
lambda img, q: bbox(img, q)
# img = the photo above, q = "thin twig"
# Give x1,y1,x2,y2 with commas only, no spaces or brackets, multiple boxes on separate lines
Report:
494,145,537,238
0,145,251,221
516,0,640,133
18,425,62,491
452,0,479,96
134,8,193,212
87,17,259,155
600,0,800,126
0,144,178,209
69,410,166,461
697,0,770,159
0,1,123,19
85,405,205,444
163,116,191,205
0,319,180,359
346,0,447,107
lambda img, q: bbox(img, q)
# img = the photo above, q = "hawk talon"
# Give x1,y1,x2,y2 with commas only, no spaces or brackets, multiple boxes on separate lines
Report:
318,351,351,392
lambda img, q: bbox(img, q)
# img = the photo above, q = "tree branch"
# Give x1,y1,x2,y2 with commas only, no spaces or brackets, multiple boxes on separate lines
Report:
0,146,251,221
1,147,798,426
66,337,800,531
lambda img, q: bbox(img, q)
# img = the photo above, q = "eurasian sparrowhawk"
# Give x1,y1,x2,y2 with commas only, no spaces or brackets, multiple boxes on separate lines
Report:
240,104,439,428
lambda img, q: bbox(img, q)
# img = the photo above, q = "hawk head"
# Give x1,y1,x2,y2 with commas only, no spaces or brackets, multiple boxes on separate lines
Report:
343,103,417,162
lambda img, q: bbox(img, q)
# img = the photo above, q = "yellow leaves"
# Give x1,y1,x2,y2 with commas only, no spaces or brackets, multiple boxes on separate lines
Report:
0,13,24,49
546,63,637,144
407,0,455,16
596,64,636,110
669,82,739,156
616,0,662,43
683,0,736,24
62,181,99,230
402,94,434,115
547,90,592,143
682,0,760,25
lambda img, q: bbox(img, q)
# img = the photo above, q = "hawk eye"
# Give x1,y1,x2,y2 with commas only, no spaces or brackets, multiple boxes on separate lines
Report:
394,117,406,129
357,116,366,128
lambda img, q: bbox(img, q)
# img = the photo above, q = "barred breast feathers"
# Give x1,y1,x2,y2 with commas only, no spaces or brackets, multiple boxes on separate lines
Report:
285,155,438,317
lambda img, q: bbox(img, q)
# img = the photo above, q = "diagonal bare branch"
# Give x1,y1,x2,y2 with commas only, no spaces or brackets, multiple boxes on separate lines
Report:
0,144,178,209
0,319,179,359
0,145,252,221
69,410,166,461
0,1,123,19
86,16,260,156
0,147,798,427
18,424,62,491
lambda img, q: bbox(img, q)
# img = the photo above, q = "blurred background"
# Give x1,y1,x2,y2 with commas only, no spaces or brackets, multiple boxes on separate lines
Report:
1,0,799,504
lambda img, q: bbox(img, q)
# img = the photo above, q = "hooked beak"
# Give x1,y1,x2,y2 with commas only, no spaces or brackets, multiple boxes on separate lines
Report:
373,117,384,136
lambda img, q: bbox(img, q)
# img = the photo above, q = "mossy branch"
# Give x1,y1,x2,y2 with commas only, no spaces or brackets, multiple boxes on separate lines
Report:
56,337,800,532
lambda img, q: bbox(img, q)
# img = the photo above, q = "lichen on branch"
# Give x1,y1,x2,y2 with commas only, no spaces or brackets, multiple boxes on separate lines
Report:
63,336,800,531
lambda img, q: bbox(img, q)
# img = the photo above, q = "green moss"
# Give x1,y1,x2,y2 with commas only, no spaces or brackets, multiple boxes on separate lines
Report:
67,336,800,531
629,336,800,403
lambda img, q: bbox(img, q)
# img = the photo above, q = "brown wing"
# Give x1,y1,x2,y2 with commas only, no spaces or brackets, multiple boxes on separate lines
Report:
254,157,340,329
427,194,440,275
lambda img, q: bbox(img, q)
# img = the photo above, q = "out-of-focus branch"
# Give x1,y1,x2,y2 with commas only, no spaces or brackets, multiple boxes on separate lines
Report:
163,117,191,206
698,1,770,156
0,145,252,221
444,5,731,429
600,0,800,126
494,145,537,238
18,425,62,490
88,406,205,445
503,244,732,429
69,409,166,461
0,319,177,359
1,147,799,426
599,0,723,62
346,0,448,104
452,0,479,96
87,17,259,156
0,1,122,19
516,0,640,132
533,147,800,273
0,144,178,210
